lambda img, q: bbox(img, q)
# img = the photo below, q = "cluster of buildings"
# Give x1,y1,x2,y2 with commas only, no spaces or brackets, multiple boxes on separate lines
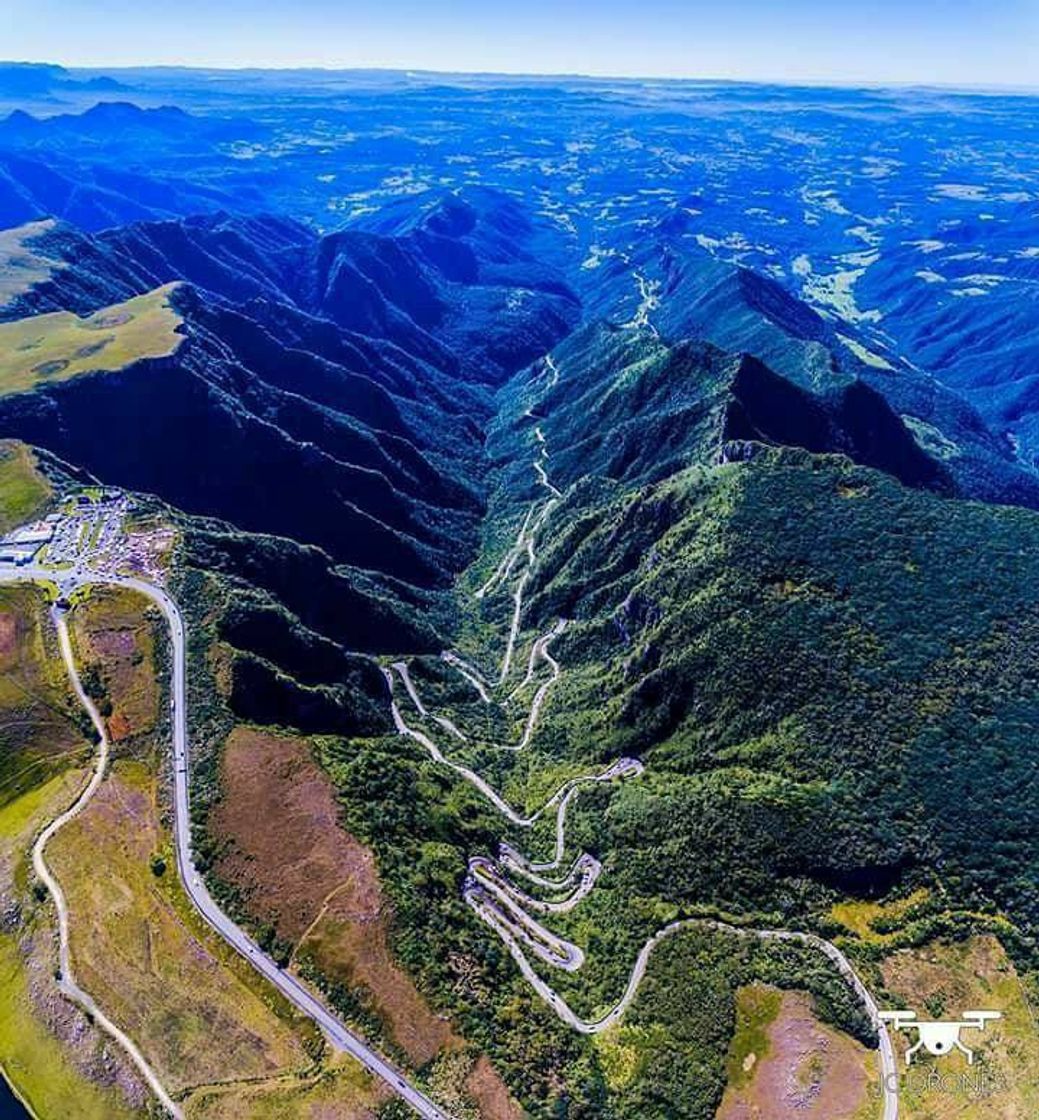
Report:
0,489,127,567
0,515,58,565
1,488,173,582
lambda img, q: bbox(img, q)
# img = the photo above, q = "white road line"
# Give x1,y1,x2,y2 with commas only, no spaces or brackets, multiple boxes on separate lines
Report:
381,351,899,1120
533,460,562,498
440,652,492,704
1,566,454,1120
475,508,534,601
469,855,601,915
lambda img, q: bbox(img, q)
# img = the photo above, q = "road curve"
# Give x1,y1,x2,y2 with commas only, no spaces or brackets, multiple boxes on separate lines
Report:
33,605,183,1118
387,408,900,1120
1,565,454,1120
468,900,897,1120
398,619,566,754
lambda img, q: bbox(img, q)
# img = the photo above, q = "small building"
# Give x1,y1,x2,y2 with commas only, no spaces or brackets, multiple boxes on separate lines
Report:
5,525,53,546
0,546,37,565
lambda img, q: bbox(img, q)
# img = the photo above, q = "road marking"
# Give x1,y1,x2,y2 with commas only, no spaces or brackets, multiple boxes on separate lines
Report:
380,349,899,1120
0,566,454,1120
34,607,183,1117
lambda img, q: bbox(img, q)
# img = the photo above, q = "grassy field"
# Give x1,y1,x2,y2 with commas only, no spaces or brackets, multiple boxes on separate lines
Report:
0,439,52,534
880,936,1039,1120
71,585,161,744
0,583,390,1119
0,583,86,807
0,584,147,1117
0,221,62,309
0,772,146,1120
48,758,312,1094
186,1053,385,1119
209,726,522,1118
716,986,875,1120
722,983,782,1092
0,283,184,398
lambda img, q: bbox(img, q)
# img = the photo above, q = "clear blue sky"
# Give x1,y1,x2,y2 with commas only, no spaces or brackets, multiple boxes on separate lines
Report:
4,0,1037,87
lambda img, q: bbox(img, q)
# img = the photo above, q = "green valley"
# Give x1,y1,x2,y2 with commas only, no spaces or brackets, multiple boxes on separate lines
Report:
0,76,1038,1119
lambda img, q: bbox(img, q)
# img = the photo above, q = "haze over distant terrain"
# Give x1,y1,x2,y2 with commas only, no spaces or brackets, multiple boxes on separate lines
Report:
4,0,1039,85
0,57,1038,1120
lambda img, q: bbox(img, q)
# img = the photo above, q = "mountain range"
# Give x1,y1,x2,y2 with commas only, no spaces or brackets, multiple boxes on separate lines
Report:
2,73,1039,1120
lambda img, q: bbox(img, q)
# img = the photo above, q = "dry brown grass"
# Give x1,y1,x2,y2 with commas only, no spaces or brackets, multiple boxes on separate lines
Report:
212,728,456,1065
880,935,1039,1119
71,585,161,743
465,1056,524,1120
716,986,874,1120
211,728,522,1117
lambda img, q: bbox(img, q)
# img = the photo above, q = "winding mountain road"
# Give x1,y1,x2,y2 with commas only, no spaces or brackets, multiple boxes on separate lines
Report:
3,353,896,1120
1,564,454,1120
386,394,899,1120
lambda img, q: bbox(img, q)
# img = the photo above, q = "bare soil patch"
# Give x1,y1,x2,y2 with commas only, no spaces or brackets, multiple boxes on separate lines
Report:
466,1055,524,1120
717,987,873,1120
0,612,15,658
213,728,455,1065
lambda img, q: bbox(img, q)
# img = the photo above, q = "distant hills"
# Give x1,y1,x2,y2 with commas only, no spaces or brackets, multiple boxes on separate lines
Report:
0,62,128,98
4,80,1039,1119
3,188,1039,581
0,196,578,588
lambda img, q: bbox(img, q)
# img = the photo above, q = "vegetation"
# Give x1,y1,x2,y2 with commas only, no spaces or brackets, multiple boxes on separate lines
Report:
48,758,312,1094
879,935,1039,1119
300,438,1039,1116
723,984,782,1091
3,145,1038,1118
70,585,163,746
715,987,875,1120
0,762,143,1119
0,577,392,1118
0,284,183,398
0,220,63,308
526,450,1039,942
0,438,51,533
0,583,89,807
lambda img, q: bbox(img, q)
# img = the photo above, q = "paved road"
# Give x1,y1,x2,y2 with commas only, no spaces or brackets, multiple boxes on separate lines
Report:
468,900,898,1120
1,564,454,1120
397,620,565,754
392,413,900,1120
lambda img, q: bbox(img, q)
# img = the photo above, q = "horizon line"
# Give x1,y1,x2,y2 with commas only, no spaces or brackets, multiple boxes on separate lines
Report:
6,57,1039,98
